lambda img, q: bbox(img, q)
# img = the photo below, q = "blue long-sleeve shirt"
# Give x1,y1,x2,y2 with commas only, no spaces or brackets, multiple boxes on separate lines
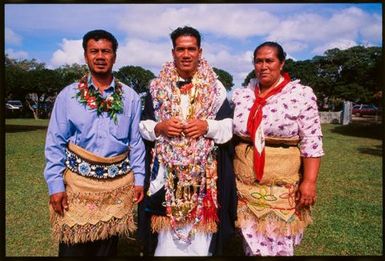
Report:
43,76,145,195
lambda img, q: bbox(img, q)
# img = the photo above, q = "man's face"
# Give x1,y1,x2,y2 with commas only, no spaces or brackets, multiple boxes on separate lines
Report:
84,39,116,76
172,36,202,79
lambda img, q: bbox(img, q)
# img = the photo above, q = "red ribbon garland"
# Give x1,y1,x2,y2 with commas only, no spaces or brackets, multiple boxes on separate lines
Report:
246,73,291,182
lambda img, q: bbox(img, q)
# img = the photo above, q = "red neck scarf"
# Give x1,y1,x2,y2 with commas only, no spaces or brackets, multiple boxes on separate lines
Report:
246,73,291,182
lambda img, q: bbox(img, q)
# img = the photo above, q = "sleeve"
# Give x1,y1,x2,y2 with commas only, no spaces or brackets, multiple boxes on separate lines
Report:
297,86,325,158
139,91,158,142
129,94,146,186
43,88,72,195
204,81,233,144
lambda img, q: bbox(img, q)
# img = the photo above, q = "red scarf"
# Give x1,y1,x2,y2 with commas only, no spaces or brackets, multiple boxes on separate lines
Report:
246,73,291,182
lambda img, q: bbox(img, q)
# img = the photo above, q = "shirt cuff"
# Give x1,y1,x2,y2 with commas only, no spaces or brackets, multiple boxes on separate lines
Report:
48,180,66,195
139,120,158,141
134,173,145,187
204,118,233,144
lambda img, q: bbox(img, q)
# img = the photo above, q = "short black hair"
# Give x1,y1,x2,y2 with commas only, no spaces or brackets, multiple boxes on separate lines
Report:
253,41,286,63
82,29,118,53
170,26,201,48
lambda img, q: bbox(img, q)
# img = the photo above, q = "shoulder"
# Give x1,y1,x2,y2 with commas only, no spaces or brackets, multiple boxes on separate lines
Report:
214,79,229,105
285,80,317,100
55,82,79,102
120,82,141,102
232,79,256,103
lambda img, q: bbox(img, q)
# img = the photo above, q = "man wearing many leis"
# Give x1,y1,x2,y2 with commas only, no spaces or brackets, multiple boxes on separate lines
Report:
43,30,145,256
138,26,237,256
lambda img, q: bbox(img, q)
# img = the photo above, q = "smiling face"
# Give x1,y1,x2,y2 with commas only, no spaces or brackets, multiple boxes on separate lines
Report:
84,38,116,76
172,35,202,79
254,46,285,89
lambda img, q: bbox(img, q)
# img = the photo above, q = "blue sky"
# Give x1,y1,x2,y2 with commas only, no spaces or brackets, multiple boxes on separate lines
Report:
4,3,382,88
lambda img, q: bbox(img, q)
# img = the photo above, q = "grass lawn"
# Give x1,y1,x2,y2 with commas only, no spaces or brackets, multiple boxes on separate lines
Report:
5,118,383,256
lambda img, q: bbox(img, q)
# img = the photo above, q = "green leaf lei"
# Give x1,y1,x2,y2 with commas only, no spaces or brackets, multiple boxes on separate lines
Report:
75,75,124,124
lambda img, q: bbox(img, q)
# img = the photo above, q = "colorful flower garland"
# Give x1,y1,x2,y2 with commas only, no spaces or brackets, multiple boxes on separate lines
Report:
149,59,220,243
75,75,124,123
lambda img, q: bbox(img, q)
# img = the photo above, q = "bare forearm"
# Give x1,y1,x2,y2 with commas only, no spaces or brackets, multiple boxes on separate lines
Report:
302,157,321,183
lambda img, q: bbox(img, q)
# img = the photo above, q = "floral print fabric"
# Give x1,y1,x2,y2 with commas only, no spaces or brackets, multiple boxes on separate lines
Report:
232,78,324,158
241,221,303,256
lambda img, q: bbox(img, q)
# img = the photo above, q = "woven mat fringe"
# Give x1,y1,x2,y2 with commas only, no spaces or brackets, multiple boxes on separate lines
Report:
151,215,217,234
51,214,136,245
236,204,312,237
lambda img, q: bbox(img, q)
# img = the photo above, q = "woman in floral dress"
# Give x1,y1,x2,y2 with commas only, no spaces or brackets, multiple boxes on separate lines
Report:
232,41,324,256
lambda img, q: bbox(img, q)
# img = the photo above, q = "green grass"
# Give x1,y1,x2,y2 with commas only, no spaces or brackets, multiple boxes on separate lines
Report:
5,119,382,256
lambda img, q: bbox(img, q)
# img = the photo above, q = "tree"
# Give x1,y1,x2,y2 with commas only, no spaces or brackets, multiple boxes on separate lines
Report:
55,63,88,90
5,55,28,99
115,66,155,94
24,68,60,119
242,70,255,87
213,67,234,91
241,45,382,107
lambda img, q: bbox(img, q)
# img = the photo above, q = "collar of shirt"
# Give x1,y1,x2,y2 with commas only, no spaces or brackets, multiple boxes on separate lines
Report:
87,74,116,98
178,76,192,82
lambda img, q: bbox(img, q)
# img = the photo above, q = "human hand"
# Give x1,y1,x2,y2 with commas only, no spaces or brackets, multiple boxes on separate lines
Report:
183,119,208,139
154,117,184,137
296,180,317,208
49,191,68,216
133,186,144,204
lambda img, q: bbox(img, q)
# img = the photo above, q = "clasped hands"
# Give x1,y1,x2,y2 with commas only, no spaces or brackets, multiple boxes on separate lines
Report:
155,117,208,139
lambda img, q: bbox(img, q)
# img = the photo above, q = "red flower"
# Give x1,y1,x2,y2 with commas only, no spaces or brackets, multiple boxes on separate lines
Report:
79,82,86,90
87,96,97,109
76,75,123,121
180,83,193,94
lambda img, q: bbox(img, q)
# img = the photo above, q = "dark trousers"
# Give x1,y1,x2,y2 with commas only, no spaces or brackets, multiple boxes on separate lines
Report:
58,235,119,256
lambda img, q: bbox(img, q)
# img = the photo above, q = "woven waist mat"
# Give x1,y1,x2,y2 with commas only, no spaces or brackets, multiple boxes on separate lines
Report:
234,141,301,185
49,144,136,244
234,142,302,222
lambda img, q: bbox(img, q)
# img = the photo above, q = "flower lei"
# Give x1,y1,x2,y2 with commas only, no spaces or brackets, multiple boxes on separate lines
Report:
149,59,220,243
75,75,124,123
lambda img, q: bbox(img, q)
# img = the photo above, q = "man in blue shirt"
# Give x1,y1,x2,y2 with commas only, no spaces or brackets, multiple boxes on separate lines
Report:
43,29,145,256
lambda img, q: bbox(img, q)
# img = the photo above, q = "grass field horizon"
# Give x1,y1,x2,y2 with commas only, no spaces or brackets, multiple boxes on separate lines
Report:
5,118,383,256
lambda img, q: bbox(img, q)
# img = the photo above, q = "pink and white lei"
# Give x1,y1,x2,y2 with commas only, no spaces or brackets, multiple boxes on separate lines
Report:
149,59,220,243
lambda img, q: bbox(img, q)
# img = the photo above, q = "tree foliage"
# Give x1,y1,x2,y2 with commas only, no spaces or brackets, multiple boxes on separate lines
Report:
213,67,234,91
241,46,382,107
5,56,88,119
115,65,155,94
55,63,88,88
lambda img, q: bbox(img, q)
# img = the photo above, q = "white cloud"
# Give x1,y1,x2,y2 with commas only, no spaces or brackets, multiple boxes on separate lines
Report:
117,4,280,39
49,39,84,67
5,27,22,45
360,13,382,43
312,39,358,55
116,38,171,72
266,6,381,55
6,48,29,59
35,4,381,88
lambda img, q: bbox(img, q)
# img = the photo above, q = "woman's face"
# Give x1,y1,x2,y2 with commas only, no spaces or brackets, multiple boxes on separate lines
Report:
254,46,284,88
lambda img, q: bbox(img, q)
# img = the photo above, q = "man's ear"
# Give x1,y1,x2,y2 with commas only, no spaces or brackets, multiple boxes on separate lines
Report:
84,52,88,64
171,48,176,60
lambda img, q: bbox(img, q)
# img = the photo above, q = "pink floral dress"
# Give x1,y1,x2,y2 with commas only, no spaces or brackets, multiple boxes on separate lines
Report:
232,78,324,256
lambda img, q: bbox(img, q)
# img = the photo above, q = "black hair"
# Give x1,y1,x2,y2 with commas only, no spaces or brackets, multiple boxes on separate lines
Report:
170,26,201,48
82,29,118,53
253,41,286,63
